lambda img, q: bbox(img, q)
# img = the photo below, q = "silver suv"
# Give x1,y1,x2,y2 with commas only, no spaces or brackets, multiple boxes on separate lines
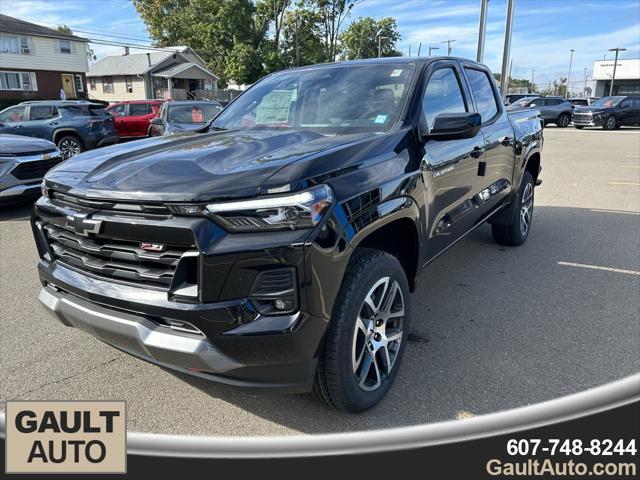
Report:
508,96,574,127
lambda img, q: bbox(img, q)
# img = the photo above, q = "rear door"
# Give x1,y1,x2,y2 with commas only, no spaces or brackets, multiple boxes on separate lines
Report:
462,64,515,212
420,61,485,257
127,102,154,136
25,105,60,140
618,98,638,126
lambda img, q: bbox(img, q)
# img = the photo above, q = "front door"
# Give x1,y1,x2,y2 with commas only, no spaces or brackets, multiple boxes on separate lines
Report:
61,74,75,99
420,62,485,259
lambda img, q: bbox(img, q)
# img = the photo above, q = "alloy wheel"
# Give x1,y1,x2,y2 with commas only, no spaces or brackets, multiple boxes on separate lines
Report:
520,182,534,237
606,116,616,129
558,114,569,127
59,139,81,159
352,277,405,392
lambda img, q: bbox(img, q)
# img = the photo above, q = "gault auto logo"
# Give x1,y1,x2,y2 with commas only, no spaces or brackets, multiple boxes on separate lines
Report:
5,401,126,474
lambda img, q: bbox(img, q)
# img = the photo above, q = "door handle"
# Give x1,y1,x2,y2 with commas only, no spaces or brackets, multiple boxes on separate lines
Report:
500,136,513,146
13,125,23,129
470,146,484,159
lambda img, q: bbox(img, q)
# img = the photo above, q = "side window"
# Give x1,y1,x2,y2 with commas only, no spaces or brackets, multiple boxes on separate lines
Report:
107,104,126,117
129,103,152,116
29,105,56,120
422,67,467,130
0,106,26,123
465,68,499,122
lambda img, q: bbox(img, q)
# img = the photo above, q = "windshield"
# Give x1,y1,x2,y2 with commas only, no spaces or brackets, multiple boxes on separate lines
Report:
211,64,416,134
590,96,625,108
167,103,222,124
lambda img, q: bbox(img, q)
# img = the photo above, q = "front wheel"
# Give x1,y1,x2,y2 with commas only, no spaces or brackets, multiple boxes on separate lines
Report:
603,115,617,130
491,171,535,246
314,249,410,412
556,113,570,127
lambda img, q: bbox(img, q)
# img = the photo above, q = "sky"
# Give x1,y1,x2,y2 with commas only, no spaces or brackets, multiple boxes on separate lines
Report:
1,0,639,92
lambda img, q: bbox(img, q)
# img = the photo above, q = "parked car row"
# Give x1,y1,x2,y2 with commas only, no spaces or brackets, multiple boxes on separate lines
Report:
0,98,225,203
507,95,640,129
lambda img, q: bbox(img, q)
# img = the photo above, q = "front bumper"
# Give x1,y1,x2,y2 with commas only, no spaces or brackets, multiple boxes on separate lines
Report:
572,115,602,127
0,182,41,201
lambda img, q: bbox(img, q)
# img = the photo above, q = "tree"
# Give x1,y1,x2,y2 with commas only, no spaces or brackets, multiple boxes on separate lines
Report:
279,6,325,68
339,17,401,60
255,0,291,51
57,25,96,61
314,0,358,62
132,0,263,84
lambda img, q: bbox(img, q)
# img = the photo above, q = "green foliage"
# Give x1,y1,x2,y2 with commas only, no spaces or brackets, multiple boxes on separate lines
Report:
339,16,401,59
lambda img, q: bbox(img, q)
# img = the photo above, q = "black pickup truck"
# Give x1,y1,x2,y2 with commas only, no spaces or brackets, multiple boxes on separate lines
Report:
32,57,542,412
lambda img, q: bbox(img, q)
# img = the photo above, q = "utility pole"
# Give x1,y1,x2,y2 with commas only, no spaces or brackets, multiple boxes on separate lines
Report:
409,45,412,56
583,68,588,97
477,0,489,62
499,0,515,99
428,46,439,56
377,35,388,58
608,47,627,96
566,49,574,98
531,68,534,92
507,59,513,93
441,39,456,56
417,42,422,56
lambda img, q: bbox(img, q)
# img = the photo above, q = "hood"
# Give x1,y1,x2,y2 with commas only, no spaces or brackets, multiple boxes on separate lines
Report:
574,106,606,113
164,122,205,134
0,134,57,155
44,129,373,202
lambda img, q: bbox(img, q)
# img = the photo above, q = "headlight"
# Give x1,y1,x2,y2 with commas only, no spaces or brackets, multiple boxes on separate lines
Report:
206,184,333,232
0,158,15,177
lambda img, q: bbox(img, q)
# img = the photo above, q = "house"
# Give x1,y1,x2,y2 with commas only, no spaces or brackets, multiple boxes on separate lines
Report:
86,46,219,102
0,14,89,106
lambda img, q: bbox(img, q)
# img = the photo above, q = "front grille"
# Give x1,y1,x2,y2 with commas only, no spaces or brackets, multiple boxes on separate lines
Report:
50,190,171,215
573,113,593,123
12,157,63,180
40,222,195,289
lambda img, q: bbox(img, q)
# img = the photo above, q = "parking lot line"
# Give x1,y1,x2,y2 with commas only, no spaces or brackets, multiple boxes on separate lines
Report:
607,182,640,186
617,165,640,168
558,261,640,276
589,209,640,215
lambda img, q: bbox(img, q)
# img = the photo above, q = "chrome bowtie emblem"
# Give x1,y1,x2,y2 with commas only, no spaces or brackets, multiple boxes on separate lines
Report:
66,214,102,236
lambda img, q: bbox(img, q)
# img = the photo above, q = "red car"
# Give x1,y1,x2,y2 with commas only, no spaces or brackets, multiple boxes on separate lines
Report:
106,100,165,138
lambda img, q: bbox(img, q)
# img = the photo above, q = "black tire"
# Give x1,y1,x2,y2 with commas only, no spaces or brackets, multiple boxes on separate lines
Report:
575,126,584,129
491,171,535,246
556,112,570,128
56,135,84,159
313,248,411,412
603,115,617,130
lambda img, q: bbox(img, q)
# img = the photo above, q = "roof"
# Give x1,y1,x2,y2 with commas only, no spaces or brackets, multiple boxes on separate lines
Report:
87,51,175,76
152,62,219,79
18,100,103,107
0,14,87,42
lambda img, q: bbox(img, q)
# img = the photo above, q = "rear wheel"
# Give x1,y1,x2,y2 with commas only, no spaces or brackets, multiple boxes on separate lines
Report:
313,248,410,412
556,113,570,127
491,171,535,246
603,115,617,130
57,135,84,159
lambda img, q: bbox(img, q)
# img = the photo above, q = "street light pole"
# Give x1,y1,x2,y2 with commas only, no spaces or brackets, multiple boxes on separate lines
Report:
441,39,456,55
499,0,515,99
476,0,489,62
583,67,588,97
566,49,574,98
608,47,627,96
377,35,388,58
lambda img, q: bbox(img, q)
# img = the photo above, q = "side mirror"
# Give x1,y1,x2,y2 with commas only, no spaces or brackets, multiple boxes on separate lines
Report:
529,103,537,107
149,118,163,125
426,112,481,141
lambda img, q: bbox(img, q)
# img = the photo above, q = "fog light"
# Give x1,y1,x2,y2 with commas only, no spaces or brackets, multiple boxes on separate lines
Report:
273,299,288,311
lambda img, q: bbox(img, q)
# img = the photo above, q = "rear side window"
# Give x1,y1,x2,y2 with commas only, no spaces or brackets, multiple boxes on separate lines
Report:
30,105,58,120
129,103,152,116
465,68,499,122
64,106,107,117
422,67,467,130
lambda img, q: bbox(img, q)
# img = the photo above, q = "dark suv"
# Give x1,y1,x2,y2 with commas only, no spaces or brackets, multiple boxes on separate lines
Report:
573,96,640,129
0,101,118,158
507,96,574,127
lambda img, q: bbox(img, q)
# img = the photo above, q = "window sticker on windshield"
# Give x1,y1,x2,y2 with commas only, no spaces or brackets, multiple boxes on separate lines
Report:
390,69,403,77
374,114,388,124
256,89,295,124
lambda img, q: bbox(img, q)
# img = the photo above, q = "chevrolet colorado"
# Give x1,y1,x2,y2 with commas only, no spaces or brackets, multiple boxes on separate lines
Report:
32,57,543,412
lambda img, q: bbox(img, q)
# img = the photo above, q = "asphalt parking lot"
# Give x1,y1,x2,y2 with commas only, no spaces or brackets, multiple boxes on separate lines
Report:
1,126,639,436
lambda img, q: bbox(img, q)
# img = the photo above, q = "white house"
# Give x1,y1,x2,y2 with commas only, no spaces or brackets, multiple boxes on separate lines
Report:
0,14,89,105
86,46,219,102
